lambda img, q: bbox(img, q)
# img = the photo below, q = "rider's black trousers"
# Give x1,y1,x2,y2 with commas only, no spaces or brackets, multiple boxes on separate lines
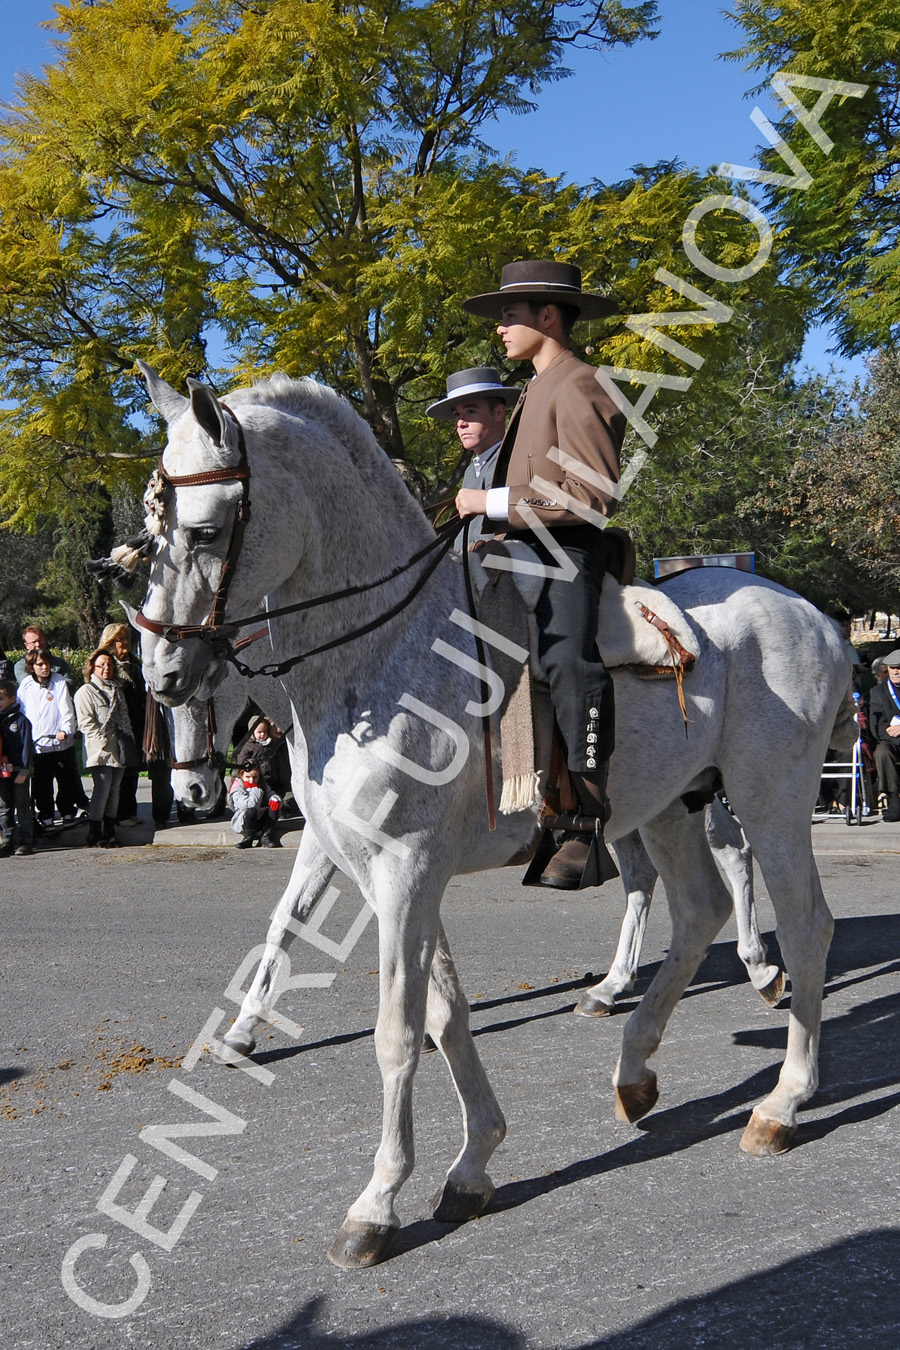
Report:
508,525,615,775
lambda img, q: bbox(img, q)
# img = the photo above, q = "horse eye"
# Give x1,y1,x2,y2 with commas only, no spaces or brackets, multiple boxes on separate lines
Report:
185,526,222,547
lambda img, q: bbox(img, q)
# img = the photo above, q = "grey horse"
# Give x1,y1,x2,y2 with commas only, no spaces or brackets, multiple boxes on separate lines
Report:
136,365,851,1268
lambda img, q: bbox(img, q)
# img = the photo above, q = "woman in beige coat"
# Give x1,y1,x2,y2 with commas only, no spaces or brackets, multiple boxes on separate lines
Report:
74,649,134,848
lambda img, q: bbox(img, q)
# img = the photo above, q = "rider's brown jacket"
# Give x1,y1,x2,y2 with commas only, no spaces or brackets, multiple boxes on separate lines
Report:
491,349,626,533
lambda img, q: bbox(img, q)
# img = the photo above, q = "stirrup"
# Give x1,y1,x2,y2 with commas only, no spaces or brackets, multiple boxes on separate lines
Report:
522,817,619,890
578,819,620,888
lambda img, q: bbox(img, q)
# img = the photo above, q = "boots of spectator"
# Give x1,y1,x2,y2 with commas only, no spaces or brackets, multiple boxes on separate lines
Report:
539,765,619,890
101,816,120,848
85,820,103,848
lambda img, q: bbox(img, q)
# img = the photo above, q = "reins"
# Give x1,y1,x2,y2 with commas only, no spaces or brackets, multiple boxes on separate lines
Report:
224,522,459,679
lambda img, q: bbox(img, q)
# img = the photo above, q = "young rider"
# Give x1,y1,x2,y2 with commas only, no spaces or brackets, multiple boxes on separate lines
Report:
457,260,626,889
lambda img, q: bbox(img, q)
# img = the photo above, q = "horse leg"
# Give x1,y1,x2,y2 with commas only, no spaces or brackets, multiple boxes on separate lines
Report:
427,921,507,1222
575,830,657,1017
704,797,784,1006
729,816,833,1156
218,832,337,1060
328,882,441,1270
612,804,733,1124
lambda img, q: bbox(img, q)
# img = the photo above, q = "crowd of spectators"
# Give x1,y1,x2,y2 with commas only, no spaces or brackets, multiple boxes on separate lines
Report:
0,620,294,854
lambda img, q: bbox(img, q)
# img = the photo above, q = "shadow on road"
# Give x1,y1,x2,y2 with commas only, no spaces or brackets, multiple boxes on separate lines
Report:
238,1230,900,1348
0,1067,29,1087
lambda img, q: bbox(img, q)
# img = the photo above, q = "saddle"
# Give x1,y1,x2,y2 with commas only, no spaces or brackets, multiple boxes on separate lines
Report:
467,532,699,817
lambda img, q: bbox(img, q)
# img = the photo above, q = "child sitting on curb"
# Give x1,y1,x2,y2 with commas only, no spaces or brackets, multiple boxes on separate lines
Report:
228,766,282,848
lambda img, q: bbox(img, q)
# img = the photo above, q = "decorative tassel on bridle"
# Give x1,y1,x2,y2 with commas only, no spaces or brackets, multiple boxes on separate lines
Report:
85,528,156,588
85,463,170,586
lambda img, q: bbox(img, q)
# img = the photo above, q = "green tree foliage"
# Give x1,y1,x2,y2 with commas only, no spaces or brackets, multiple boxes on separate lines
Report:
725,0,900,354
0,527,51,647
0,0,658,528
767,350,900,609
3,0,877,623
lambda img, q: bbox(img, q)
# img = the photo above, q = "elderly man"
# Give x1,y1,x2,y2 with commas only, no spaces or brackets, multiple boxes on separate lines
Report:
427,366,518,548
868,650,900,821
458,259,625,889
14,625,75,694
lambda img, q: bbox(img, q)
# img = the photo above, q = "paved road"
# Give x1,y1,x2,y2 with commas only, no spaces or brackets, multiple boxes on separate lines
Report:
2,810,899,1349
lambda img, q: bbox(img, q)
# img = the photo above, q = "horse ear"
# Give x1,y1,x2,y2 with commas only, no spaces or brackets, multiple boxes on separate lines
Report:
119,599,140,631
187,378,228,450
137,361,190,424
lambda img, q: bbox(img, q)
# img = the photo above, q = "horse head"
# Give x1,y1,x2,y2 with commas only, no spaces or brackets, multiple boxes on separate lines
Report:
136,362,258,706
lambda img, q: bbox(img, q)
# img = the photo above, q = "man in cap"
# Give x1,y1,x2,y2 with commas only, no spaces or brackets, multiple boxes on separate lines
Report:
427,367,519,548
867,650,900,821
457,259,626,889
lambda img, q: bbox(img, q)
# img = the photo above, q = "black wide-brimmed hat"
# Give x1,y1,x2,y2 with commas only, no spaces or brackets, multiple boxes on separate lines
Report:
426,366,520,420
464,260,616,321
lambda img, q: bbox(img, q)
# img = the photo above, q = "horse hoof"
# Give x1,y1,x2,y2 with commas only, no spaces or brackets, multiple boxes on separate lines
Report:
739,1110,796,1156
574,991,614,1017
327,1220,397,1269
757,971,787,1008
431,1178,494,1224
212,1030,256,1065
614,1074,659,1123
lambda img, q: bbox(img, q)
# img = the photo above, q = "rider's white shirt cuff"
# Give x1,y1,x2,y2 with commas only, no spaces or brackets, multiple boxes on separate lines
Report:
485,487,510,521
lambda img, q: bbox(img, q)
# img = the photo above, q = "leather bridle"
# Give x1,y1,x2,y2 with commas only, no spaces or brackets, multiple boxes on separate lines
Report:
168,625,269,772
134,403,251,643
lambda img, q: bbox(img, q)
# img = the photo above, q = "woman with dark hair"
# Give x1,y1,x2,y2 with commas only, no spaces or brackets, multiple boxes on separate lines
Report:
17,648,80,827
74,649,134,848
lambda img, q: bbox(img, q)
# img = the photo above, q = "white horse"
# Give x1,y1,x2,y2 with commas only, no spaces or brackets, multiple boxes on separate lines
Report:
168,623,784,1017
136,366,851,1269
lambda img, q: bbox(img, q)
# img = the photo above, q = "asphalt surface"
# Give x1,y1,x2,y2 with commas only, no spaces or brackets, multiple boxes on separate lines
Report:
2,792,899,1349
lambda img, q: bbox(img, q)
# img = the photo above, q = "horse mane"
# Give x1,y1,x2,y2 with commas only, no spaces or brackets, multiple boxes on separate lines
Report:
226,374,431,536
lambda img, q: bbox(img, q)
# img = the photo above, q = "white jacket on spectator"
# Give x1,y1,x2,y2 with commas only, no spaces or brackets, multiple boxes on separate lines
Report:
18,672,76,753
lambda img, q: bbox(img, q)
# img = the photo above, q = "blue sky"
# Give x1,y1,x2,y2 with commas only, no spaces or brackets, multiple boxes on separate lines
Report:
1,1,865,378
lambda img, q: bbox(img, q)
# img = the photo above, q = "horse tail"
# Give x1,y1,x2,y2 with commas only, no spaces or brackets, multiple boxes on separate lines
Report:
829,684,857,752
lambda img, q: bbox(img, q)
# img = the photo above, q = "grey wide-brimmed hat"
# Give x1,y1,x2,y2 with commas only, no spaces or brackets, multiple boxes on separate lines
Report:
463,260,616,321
883,649,900,667
426,366,520,420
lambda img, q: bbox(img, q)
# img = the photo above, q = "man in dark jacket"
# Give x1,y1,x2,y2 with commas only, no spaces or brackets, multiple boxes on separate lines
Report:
427,366,518,550
868,649,900,821
0,679,35,855
457,259,625,890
